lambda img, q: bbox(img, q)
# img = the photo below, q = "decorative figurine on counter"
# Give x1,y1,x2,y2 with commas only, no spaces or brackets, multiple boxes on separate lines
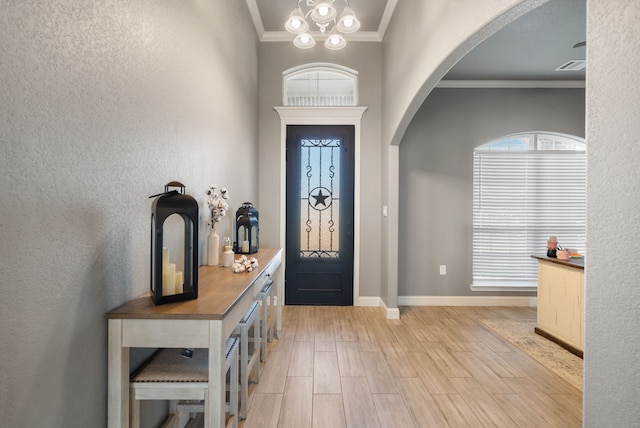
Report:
232,255,259,273
547,236,558,258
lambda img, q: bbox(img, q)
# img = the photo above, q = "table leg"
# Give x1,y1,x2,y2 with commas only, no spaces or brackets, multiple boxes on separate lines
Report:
207,321,225,428
108,319,130,428
276,267,283,339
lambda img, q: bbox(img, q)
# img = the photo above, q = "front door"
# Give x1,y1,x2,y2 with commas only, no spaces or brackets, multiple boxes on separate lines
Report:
285,125,354,305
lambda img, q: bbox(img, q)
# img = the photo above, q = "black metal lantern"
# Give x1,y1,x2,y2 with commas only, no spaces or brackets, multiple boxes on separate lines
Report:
150,182,198,305
235,202,259,254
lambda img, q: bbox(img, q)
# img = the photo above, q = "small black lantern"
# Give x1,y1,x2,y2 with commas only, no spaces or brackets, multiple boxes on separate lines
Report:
150,182,199,305
235,202,259,254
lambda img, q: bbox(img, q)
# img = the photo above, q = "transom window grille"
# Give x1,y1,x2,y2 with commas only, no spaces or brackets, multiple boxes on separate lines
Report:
283,63,358,106
300,138,341,258
472,132,586,290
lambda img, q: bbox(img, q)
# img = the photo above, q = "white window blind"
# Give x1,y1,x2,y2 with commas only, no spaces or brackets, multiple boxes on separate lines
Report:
472,133,586,290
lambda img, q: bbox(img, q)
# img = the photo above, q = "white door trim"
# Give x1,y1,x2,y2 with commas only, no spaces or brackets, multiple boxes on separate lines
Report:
274,106,368,305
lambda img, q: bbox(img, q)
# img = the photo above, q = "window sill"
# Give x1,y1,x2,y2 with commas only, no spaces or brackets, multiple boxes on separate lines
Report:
470,282,537,293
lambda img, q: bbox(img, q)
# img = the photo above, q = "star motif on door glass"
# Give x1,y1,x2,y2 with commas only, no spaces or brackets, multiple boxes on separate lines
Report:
312,189,329,207
308,187,332,211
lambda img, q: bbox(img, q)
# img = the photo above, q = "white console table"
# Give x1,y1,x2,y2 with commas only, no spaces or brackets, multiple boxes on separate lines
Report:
107,248,283,427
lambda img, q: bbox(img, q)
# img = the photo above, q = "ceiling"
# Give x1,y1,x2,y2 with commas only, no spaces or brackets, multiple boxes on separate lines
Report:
246,0,585,81
247,0,395,41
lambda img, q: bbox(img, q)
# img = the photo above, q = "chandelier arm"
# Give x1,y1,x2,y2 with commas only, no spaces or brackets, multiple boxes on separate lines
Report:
288,0,354,49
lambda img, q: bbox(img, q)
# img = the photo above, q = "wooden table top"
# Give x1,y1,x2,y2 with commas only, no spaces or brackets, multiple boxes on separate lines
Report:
106,248,281,320
531,254,584,270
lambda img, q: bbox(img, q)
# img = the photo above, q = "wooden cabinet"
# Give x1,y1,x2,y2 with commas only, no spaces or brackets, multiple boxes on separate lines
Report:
535,257,584,357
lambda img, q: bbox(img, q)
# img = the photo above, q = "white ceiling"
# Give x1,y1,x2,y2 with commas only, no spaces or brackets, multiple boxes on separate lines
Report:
246,0,396,41
245,0,585,81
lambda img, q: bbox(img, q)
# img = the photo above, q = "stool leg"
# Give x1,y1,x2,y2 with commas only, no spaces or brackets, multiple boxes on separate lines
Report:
269,293,275,342
130,392,141,428
203,390,209,428
253,318,261,384
230,349,239,428
168,401,179,428
261,298,268,362
240,327,248,419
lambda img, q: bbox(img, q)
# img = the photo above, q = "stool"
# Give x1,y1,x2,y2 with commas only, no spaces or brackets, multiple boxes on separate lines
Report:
256,279,275,362
233,300,261,419
129,337,239,428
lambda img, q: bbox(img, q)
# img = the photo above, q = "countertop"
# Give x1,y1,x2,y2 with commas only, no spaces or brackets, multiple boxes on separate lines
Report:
106,248,281,320
531,254,584,270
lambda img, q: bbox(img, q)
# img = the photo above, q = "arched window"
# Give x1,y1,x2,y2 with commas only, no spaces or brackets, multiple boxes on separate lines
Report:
472,132,586,291
283,63,358,106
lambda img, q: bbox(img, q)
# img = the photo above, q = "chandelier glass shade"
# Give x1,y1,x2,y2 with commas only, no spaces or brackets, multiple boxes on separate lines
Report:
285,0,360,50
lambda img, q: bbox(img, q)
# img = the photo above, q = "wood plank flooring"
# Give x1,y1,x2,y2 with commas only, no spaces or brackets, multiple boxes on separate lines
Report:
196,305,583,427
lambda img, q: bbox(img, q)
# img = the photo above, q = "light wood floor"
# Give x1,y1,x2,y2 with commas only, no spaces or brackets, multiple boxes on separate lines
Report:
197,305,582,427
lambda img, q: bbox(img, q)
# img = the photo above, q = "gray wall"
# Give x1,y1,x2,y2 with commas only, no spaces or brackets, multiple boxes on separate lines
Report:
257,42,383,299
0,1,258,426
584,0,640,424
399,88,585,297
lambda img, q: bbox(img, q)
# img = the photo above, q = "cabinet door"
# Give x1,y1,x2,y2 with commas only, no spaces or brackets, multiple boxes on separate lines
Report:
537,263,555,332
537,262,584,350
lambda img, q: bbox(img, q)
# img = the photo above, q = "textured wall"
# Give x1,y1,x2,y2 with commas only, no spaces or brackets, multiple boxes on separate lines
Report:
382,0,548,146
380,0,548,311
584,0,640,425
399,88,585,298
0,0,258,426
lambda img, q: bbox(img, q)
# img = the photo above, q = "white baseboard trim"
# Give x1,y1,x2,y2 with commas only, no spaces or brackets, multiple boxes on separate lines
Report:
398,295,537,307
380,299,400,320
356,296,400,319
355,296,382,307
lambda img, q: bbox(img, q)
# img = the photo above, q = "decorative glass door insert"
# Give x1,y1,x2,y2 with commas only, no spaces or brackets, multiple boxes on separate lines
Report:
300,137,341,258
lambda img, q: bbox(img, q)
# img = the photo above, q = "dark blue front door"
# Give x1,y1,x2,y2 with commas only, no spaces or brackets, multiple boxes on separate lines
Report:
285,125,354,305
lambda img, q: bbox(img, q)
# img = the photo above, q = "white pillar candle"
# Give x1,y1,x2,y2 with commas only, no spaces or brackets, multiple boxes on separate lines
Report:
162,263,176,296
241,240,249,253
174,271,184,294
162,247,170,266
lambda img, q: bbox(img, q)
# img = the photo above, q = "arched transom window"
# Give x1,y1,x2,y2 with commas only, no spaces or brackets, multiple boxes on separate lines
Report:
283,63,358,107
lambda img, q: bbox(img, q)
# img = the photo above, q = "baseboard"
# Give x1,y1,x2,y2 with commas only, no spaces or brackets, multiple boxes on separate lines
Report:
355,296,382,307
355,296,400,320
398,295,537,307
377,298,400,319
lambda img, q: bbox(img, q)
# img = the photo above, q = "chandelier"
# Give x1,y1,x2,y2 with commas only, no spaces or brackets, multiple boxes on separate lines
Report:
285,0,361,50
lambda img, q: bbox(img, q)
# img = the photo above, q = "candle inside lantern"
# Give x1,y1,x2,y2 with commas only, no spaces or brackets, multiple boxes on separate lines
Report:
162,263,176,295
174,271,184,293
241,240,249,253
162,247,176,296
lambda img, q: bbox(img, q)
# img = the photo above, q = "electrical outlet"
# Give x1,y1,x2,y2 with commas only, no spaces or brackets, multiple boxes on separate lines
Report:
439,265,446,275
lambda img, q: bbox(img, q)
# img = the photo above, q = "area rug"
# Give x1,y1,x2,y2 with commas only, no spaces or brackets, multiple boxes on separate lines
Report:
479,318,583,391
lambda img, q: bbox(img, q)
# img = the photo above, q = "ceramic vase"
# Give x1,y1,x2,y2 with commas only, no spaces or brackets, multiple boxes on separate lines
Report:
207,229,219,266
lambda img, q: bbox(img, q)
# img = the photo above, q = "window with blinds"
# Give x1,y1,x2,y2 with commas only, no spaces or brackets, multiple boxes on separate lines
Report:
472,132,586,291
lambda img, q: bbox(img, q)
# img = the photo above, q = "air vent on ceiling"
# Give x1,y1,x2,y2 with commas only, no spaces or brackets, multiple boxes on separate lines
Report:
555,60,586,71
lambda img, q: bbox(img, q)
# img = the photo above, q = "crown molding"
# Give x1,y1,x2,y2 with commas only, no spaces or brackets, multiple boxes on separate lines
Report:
436,80,586,89
261,30,382,43
246,0,397,44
